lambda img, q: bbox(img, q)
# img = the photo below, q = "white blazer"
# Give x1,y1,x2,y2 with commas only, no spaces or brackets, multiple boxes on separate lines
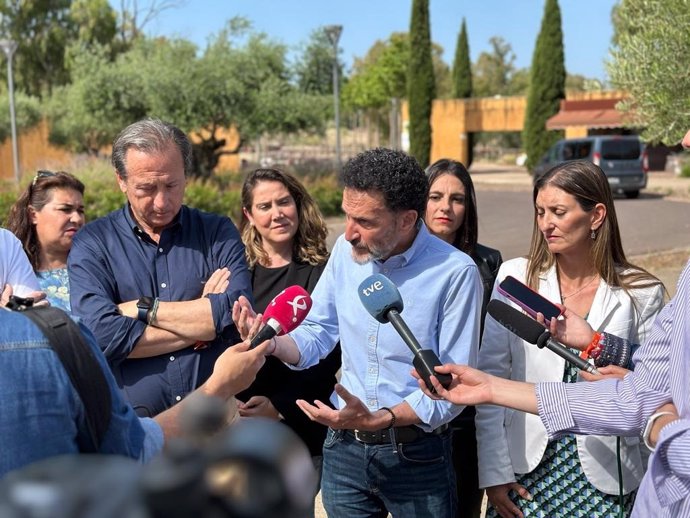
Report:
476,257,665,495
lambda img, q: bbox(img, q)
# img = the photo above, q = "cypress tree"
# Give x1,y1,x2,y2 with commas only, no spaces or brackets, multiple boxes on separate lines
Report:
407,0,435,168
452,18,472,98
451,17,474,166
523,0,565,172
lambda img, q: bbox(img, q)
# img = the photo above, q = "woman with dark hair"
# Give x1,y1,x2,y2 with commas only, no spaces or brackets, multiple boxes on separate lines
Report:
236,168,341,511
425,158,502,518
476,160,666,518
426,159,502,320
6,171,85,311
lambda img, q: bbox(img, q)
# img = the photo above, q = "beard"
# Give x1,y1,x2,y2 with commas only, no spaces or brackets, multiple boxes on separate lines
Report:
349,237,397,265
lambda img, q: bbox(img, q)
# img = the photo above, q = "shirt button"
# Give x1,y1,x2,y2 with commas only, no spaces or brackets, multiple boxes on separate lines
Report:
169,356,175,361
369,400,376,406
175,396,182,402
161,282,167,288
158,247,163,253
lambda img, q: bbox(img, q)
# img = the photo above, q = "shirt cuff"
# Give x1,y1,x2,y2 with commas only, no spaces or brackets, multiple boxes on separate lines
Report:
404,389,460,432
138,417,164,463
536,382,576,438
653,417,690,507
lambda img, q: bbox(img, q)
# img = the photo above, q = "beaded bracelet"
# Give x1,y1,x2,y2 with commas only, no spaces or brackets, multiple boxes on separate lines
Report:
380,407,396,429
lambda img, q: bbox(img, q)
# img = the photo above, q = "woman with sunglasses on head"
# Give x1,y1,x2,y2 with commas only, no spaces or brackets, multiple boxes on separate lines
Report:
6,171,85,312
425,158,503,518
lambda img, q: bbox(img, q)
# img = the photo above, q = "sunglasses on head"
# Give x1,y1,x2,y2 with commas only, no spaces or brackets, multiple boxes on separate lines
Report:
32,170,57,186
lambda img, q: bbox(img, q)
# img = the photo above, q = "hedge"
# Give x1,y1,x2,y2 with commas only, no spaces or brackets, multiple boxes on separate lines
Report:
0,161,343,227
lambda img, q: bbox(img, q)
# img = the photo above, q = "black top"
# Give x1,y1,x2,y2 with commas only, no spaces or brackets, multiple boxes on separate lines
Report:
471,242,503,333
236,259,342,456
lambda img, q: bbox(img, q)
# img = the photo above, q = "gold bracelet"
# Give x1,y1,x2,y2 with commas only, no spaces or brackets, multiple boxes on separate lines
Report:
380,407,396,429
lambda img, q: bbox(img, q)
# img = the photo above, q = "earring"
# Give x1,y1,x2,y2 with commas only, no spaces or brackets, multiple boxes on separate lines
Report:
591,229,596,240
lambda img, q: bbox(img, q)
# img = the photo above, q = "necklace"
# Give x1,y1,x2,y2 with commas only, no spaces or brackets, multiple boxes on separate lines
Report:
560,275,598,302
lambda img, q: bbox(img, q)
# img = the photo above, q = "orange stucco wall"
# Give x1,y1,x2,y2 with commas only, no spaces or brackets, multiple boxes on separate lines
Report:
0,119,73,183
406,90,626,166
0,121,241,183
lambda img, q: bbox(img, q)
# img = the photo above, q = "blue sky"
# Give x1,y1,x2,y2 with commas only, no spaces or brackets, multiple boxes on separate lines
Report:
137,0,618,81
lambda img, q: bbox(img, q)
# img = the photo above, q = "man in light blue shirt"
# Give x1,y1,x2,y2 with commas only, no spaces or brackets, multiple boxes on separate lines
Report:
239,148,483,517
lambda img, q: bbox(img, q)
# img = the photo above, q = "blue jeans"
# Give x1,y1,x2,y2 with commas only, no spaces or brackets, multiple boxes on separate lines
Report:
321,428,456,518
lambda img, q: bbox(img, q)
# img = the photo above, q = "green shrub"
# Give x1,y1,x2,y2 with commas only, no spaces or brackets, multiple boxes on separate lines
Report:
680,162,690,178
0,185,19,226
1,158,343,229
184,180,243,221
303,175,343,217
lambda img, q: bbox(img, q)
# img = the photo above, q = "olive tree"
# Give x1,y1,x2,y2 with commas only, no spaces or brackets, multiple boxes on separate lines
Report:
609,0,690,143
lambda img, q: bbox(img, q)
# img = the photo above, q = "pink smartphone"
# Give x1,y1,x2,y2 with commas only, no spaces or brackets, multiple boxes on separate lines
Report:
496,275,563,324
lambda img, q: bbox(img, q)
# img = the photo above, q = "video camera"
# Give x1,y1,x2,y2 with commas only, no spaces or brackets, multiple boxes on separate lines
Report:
0,397,318,518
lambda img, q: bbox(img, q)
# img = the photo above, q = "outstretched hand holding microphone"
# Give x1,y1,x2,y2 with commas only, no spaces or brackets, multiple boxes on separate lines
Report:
232,285,313,354
412,298,628,408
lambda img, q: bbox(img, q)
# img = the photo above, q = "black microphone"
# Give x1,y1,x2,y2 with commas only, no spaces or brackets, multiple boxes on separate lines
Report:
357,274,452,392
487,299,600,375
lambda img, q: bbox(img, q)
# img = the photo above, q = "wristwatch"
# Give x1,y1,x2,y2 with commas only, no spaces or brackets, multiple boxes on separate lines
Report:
642,411,676,451
136,296,154,323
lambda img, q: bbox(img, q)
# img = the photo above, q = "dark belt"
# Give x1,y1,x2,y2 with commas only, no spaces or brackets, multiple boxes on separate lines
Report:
347,424,449,445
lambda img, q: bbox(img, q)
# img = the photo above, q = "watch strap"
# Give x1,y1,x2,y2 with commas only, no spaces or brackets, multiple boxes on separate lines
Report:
136,297,153,323
642,411,676,451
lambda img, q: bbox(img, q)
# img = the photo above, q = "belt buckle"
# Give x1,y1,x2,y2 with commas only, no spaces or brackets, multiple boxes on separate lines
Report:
353,430,376,444
353,429,386,443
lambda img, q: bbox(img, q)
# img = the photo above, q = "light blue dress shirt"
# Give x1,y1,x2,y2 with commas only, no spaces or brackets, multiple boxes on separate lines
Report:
290,223,483,431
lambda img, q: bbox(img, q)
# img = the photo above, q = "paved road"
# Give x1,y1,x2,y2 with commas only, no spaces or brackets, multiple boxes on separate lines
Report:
327,190,690,262
475,189,690,261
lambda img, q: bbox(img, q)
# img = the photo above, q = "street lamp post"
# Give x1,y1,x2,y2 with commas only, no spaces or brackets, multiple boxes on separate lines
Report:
324,25,342,171
0,38,19,184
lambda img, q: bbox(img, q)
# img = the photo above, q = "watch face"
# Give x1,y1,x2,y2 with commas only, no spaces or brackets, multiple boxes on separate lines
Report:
137,297,153,310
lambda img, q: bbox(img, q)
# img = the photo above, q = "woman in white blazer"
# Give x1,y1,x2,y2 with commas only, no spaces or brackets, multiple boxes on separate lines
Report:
476,160,666,518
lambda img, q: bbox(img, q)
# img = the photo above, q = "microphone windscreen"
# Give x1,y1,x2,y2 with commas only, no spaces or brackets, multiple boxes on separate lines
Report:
487,299,544,345
262,285,312,335
357,274,404,323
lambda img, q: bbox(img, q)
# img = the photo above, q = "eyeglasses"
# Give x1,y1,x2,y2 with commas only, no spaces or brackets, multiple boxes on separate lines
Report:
32,170,56,186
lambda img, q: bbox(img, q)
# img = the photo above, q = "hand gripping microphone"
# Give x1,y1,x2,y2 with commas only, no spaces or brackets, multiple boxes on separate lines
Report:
249,285,313,349
487,299,600,375
357,273,452,392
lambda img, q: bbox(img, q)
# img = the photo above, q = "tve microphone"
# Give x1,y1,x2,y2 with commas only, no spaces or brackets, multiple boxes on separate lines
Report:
487,299,600,375
358,274,452,392
249,286,312,349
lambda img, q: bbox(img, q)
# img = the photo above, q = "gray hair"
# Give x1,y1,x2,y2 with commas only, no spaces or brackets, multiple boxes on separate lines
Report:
111,118,194,179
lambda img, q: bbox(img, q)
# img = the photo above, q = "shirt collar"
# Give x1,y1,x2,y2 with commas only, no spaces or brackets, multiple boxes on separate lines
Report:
375,220,428,269
123,203,184,243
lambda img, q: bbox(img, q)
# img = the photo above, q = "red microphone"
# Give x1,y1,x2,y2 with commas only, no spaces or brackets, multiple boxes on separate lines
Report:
249,285,312,349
